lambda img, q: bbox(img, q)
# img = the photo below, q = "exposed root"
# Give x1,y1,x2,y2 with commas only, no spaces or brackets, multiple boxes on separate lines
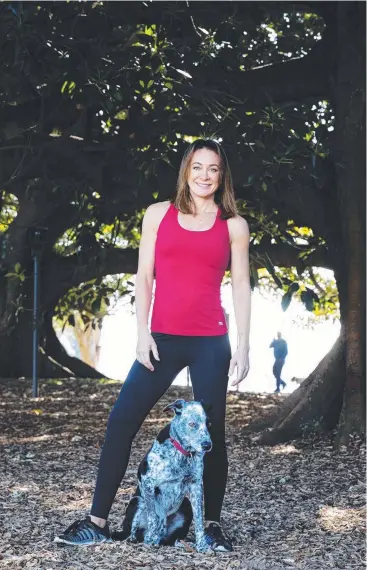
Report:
254,333,346,446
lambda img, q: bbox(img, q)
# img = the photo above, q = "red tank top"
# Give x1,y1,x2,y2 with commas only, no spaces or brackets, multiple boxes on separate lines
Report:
151,203,230,336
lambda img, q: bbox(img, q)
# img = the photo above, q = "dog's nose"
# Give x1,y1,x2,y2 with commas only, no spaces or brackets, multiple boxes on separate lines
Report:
202,440,212,451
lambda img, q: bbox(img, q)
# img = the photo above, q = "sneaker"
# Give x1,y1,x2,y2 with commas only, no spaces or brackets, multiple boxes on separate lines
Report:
204,521,233,552
54,516,112,546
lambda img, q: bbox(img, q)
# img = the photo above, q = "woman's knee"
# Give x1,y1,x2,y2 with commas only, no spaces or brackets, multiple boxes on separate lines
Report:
106,410,140,440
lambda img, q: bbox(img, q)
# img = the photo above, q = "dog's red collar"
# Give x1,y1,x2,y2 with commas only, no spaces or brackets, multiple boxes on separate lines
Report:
170,437,191,456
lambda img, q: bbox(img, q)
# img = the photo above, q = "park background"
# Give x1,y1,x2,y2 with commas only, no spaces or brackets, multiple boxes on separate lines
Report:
0,2,364,569
60,278,341,393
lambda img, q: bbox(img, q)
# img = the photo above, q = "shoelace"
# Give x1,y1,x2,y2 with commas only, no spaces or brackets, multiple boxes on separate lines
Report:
64,519,91,536
63,520,81,535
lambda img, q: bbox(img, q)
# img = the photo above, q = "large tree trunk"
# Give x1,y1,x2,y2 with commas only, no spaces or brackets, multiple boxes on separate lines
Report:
0,275,103,379
333,1,366,443
0,183,106,379
0,308,103,379
250,3,366,446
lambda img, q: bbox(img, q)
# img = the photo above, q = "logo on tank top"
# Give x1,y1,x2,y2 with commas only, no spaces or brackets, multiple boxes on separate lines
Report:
218,321,224,326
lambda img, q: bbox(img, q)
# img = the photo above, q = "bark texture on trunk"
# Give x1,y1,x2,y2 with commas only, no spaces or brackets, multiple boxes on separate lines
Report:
0,309,103,379
248,3,366,447
333,2,366,443
249,333,346,445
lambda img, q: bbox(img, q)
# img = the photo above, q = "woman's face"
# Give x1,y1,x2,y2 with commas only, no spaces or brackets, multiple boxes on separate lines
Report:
187,147,221,199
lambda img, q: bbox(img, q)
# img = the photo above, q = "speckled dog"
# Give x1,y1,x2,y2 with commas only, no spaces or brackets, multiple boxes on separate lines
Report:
113,399,212,552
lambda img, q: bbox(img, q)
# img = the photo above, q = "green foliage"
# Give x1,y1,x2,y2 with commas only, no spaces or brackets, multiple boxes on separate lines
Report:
0,2,339,328
0,193,18,233
281,282,300,312
55,275,135,332
256,265,339,324
5,262,25,282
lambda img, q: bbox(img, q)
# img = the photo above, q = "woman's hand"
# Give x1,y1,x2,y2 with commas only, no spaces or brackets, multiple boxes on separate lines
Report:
136,330,160,371
229,347,250,387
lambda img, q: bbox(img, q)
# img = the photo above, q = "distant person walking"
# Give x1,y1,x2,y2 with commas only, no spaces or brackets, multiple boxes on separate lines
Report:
270,332,288,392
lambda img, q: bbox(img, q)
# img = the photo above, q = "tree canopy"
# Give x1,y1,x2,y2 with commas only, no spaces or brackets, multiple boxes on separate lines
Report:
0,1,365,444
1,2,337,321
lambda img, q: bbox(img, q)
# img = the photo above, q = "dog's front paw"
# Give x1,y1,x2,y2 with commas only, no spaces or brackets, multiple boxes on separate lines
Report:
144,533,160,547
195,539,212,553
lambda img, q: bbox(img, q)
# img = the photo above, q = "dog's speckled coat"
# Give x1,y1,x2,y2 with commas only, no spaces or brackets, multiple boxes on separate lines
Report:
113,399,212,552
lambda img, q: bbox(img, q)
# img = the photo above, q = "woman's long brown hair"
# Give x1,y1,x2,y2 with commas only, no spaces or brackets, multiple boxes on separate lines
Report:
173,139,237,219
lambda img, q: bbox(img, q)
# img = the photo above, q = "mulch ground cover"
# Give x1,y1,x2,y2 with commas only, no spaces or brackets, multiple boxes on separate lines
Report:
0,378,365,570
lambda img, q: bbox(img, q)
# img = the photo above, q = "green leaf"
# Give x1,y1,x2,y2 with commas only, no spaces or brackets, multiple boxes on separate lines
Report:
91,297,102,314
288,282,300,294
281,292,293,312
261,181,267,192
143,25,155,36
281,282,300,312
152,191,158,199
301,288,319,311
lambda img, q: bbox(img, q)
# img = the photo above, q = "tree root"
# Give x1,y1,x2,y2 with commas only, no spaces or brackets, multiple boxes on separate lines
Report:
249,333,346,446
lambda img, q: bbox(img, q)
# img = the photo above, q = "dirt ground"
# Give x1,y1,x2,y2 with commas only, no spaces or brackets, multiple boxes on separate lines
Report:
0,378,365,570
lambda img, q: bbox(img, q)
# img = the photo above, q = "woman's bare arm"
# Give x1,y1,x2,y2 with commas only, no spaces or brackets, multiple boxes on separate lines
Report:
228,215,251,386
135,202,169,370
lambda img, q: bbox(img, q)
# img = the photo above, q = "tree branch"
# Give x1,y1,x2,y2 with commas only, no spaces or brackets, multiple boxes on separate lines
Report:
42,247,139,309
253,243,331,270
191,2,336,111
199,47,330,111
42,240,332,310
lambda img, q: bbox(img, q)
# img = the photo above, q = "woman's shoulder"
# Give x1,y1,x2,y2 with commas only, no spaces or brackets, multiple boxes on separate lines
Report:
144,201,172,229
227,214,249,242
227,214,249,232
145,200,171,218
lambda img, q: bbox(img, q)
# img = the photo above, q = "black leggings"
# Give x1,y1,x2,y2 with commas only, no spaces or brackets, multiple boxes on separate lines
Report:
273,358,285,390
91,333,231,522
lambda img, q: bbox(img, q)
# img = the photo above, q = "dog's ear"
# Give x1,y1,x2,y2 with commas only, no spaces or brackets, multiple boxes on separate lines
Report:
200,399,212,416
163,399,185,415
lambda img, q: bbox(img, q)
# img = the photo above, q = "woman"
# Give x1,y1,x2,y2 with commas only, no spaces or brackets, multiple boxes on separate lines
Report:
55,139,251,552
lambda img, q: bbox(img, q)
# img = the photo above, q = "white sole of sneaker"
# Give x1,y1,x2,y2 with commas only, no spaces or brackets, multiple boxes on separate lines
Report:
54,537,112,546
